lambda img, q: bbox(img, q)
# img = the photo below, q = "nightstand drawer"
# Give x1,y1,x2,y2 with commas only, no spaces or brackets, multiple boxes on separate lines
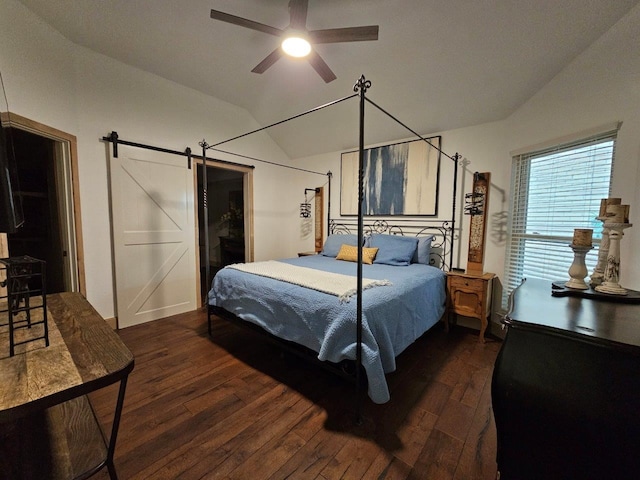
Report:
448,275,485,290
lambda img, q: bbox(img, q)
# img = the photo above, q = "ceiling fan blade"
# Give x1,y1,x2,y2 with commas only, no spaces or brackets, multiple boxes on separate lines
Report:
251,48,284,74
307,50,337,83
210,9,283,37
309,25,379,44
288,0,308,30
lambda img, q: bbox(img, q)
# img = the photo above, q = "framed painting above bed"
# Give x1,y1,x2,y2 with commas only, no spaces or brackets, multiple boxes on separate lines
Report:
340,136,441,216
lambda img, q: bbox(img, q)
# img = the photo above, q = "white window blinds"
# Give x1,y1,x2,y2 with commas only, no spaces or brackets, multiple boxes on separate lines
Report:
503,130,616,304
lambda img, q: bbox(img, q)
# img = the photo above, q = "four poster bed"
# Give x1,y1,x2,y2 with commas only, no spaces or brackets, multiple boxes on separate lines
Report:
205,76,460,406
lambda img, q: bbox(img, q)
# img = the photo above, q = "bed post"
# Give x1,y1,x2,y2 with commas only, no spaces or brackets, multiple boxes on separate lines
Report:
200,140,211,307
326,171,332,238
451,152,460,271
354,74,371,424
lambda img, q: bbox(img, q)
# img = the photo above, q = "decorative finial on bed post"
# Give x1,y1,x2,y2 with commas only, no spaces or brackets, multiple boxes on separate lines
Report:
198,139,209,150
353,75,371,93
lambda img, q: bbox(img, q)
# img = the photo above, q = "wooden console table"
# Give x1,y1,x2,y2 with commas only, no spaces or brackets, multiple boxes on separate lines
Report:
0,292,134,479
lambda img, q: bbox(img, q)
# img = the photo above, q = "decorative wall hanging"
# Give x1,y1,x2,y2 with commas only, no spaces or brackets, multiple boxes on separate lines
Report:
299,186,324,252
340,136,441,216
466,171,490,275
313,186,324,252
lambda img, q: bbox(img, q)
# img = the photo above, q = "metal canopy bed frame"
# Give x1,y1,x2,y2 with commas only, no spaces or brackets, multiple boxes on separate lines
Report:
204,75,461,416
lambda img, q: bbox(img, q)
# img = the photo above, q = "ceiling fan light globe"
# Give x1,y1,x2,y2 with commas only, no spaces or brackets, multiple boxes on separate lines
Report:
281,36,311,57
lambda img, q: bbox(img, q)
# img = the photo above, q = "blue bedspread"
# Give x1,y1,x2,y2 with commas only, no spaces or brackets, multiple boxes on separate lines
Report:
208,255,446,403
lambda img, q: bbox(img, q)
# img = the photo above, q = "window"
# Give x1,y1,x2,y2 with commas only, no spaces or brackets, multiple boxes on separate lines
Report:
503,128,617,305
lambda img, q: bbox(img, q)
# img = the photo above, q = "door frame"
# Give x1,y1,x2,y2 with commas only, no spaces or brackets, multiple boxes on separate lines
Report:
0,112,85,295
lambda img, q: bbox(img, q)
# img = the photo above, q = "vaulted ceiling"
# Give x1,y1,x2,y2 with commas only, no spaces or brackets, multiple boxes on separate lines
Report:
17,0,640,158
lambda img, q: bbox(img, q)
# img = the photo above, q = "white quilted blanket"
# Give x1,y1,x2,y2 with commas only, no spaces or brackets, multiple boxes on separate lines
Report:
227,260,391,302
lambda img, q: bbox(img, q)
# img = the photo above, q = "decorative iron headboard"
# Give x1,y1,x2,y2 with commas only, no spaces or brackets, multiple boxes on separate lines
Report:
329,218,454,271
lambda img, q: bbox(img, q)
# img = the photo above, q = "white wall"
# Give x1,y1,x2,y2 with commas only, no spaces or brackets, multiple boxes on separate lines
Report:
0,1,78,135
290,122,509,277
293,2,640,306
4,0,639,322
503,2,640,293
0,0,301,319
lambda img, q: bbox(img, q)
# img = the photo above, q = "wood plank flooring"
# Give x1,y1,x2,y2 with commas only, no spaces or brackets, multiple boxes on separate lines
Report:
89,309,501,479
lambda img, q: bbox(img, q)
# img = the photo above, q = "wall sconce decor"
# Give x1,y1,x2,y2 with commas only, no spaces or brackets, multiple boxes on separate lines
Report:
300,202,311,218
300,188,318,218
464,191,485,216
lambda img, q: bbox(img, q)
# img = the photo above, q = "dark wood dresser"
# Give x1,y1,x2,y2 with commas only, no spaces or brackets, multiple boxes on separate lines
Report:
492,278,640,480
219,235,245,266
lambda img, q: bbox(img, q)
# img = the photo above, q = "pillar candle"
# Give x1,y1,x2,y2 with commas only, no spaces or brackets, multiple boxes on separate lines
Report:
599,197,621,217
572,228,593,246
599,199,606,217
606,204,627,223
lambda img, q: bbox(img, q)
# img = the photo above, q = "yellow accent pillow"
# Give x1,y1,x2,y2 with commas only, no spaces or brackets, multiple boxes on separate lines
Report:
336,244,379,265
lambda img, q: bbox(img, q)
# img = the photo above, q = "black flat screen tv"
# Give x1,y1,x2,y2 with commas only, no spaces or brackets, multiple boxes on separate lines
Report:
0,126,24,233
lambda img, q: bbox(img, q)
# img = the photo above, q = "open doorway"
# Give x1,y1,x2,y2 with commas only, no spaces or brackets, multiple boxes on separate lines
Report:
0,114,83,295
197,163,249,301
6,129,65,292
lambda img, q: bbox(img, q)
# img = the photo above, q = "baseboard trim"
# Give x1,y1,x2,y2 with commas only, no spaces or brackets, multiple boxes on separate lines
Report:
104,316,117,330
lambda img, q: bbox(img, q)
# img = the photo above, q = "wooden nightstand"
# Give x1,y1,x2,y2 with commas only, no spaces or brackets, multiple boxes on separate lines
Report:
447,271,495,343
298,251,318,257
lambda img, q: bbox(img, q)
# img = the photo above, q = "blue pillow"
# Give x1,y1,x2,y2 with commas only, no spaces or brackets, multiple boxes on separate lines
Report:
412,235,434,265
321,234,360,257
369,234,419,266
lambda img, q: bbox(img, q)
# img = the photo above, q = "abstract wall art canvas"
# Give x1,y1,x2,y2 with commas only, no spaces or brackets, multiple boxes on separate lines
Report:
340,136,441,216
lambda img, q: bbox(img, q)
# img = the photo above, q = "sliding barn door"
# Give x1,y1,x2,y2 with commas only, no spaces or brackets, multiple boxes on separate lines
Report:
109,144,197,328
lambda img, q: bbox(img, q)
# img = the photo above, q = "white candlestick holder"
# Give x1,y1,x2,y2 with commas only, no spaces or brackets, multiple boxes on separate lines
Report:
595,222,632,295
565,244,593,290
589,216,609,287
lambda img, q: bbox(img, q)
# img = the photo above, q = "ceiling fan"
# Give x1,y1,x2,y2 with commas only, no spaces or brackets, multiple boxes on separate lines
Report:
210,0,379,83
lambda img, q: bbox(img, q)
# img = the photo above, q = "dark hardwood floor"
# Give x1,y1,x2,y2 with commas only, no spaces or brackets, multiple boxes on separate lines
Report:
89,309,501,479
